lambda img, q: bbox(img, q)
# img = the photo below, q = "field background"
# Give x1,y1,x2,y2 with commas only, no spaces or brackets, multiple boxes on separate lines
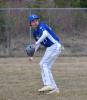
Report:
0,0,87,100
0,8,87,57
0,57,87,100
0,6,87,100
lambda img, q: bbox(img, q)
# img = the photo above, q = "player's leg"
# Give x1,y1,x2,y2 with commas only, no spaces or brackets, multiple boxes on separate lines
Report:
47,46,61,89
40,65,46,86
39,43,61,92
43,43,61,94
39,46,56,87
46,46,61,91
40,59,52,87
38,48,55,92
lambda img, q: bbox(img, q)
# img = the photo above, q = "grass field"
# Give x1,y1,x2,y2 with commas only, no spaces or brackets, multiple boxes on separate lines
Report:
0,57,87,100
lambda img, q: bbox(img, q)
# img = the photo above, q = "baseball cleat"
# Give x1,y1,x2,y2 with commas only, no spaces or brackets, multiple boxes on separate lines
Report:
46,89,60,95
38,85,54,92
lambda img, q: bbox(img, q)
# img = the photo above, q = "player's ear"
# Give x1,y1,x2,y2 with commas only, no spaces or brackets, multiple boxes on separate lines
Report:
38,18,40,22
36,18,40,22
36,19,40,24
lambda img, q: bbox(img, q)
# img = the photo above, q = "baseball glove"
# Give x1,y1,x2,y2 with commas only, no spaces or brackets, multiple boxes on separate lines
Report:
25,44,35,57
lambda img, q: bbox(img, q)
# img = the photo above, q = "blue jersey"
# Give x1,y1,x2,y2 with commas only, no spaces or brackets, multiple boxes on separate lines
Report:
33,22,61,47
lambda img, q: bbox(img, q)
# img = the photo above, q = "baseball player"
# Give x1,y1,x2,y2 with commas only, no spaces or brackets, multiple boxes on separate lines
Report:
27,14,62,94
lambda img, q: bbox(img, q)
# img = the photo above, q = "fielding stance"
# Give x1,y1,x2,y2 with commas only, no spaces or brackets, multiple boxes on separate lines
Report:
27,14,62,94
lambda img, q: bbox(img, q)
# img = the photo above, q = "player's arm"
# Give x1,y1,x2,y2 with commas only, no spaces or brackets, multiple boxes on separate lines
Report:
35,43,40,53
28,43,40,62
35,30,48,52
35,30,48,45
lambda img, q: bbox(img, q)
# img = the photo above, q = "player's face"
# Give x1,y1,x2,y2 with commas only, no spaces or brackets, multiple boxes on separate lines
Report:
31,19,39,28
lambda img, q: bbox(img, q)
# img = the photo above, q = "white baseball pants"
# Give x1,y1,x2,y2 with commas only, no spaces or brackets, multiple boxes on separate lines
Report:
40,42,61,89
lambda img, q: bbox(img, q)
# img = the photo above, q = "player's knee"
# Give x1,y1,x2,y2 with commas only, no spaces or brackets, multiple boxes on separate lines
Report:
40,61,48,68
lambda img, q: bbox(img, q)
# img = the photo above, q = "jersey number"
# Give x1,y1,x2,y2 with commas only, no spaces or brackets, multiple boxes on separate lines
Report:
42,39,47,44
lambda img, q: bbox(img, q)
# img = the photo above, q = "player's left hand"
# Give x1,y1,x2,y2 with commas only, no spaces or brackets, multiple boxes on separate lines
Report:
26,44,35,57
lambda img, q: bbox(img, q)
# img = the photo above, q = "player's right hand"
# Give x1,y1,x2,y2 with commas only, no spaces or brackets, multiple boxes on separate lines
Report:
28,57,33,63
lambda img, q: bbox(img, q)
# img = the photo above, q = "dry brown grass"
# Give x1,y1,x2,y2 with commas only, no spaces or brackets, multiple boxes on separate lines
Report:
0,57,87,100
